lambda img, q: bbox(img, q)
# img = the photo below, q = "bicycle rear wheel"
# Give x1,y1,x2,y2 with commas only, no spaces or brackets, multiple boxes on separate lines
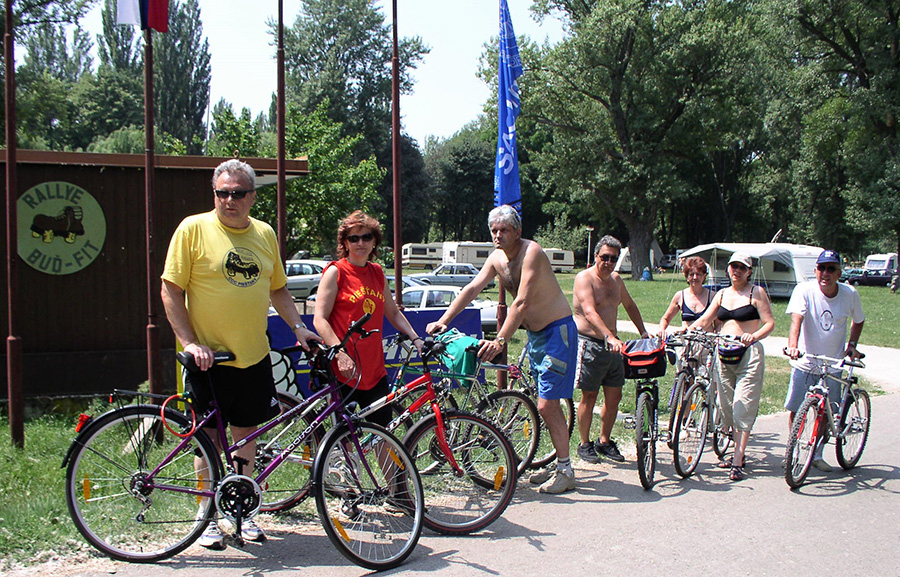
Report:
785,396,819,489
667,370,692,449
712,407,732,459
836,388,870,469
313,422,423,571
475,390,540,475
65,405,221,562
634,391,656,490
258,391,322,513
402,410,516,535
672,383,709,478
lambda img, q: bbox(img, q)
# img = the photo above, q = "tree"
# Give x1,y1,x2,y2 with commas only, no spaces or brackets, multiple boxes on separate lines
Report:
213,100,384,256
528,0,764,277
96,0,141,74
153,0,211,154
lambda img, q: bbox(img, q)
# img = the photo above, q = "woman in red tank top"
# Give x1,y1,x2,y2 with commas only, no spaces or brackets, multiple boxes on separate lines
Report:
313,211,423,425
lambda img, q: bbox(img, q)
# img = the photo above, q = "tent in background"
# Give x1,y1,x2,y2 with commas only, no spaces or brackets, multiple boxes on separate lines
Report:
678,242,824,298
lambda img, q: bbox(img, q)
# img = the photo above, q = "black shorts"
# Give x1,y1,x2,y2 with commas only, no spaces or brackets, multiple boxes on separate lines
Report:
341,375,392,428
185,355,280,428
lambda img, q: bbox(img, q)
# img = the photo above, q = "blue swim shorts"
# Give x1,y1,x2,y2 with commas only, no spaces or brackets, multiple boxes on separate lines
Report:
526,316,578,401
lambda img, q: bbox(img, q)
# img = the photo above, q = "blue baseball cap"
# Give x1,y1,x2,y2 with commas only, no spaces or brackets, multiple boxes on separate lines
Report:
816,250,840,265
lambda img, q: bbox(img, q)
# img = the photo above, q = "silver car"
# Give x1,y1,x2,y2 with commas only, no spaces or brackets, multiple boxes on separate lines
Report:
284,259,327,299
409,263,495,289
401,284,498,333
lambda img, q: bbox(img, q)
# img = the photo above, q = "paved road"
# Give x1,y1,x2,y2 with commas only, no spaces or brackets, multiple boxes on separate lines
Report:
19,391,900,577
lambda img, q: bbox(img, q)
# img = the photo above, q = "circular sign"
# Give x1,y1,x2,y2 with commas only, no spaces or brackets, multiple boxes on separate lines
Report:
17,181,107,275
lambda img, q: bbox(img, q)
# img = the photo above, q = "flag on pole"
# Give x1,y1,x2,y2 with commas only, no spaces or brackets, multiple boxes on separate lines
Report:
494,0,524,213
117,0,169,32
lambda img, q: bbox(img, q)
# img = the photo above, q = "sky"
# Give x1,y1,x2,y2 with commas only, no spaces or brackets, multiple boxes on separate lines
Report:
81,0,566,146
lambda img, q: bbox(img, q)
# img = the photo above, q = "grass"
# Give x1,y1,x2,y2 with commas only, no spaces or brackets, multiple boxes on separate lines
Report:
1,269,895,568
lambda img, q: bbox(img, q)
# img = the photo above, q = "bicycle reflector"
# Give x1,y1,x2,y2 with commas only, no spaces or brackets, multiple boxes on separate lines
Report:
75,413,93,433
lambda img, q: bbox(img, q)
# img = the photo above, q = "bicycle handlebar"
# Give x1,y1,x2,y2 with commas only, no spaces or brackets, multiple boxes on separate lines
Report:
782,349,866,368
176,350,236,373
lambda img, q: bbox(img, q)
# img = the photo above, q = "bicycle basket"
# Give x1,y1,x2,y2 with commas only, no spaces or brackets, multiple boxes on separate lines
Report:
622,337,667,379
434,328,481,378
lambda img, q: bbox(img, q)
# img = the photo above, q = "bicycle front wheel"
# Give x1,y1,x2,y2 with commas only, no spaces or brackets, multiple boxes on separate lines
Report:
402,411,516,535
65,405,221,562
672,383,709,478
836,388,870,469
667,370,692,449
258,391,322,513
634,391,656,490
475,390,540,475
313,422,423,571
712,405,732,459
785,396,819,489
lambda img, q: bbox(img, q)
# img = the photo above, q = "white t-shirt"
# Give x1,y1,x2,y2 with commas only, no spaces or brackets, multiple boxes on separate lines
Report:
786,281,864,372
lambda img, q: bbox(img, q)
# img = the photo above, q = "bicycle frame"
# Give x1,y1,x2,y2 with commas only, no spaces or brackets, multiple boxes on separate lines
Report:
798,357,860,440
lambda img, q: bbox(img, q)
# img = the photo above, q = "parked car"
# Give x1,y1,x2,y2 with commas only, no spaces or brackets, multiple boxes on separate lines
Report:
839,267,865,283
844,268,895,287
659,254,677,269
409,263,495,289
386,274,427,294
401,285,498,333
284,259,328,299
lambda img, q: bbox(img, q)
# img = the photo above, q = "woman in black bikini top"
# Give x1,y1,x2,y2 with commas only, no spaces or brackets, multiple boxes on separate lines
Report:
685,252,775,483
657,256,716,335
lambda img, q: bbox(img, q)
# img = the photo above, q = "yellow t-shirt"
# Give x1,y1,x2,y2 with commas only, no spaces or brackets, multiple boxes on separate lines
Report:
161,210,287,368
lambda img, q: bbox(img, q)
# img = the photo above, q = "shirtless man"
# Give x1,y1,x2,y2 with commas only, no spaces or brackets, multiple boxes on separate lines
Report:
573,235,649,464
427,205,578,494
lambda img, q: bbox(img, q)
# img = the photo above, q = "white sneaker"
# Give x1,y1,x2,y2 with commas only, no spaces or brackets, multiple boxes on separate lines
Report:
538,468,576,494
198,520,226,550
241,519,266,542
529,463,556,485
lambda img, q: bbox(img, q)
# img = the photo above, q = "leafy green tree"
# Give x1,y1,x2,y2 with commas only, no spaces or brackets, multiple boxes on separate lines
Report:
528,0,766,276
153,0,211,154
96,0,141,74
424,126,496,242
212,100,383,256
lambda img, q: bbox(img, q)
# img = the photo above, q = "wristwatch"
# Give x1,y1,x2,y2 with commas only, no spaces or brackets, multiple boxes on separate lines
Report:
292,322,306,331
496,336,507,346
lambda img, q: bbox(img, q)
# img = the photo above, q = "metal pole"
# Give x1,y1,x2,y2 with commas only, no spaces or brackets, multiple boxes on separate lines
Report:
277,0,287,262
144,29,162,396
5,0,23,448
586,225,594,267
391,0,403,306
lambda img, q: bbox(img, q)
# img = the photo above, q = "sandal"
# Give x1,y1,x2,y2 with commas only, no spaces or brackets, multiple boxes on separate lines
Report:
729,466,746,481
717,456,746,469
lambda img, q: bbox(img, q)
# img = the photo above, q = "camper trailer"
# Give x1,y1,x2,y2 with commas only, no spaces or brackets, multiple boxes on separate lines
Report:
401,242,443,269
678,242,823,298
442,242,495,268
864,252,898,274
544,248,575,272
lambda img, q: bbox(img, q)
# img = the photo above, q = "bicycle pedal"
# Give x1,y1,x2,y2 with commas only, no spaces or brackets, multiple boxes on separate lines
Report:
659,431,671,444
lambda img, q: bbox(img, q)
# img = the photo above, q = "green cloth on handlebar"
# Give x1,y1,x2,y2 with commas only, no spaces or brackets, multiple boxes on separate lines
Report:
434,328,481,377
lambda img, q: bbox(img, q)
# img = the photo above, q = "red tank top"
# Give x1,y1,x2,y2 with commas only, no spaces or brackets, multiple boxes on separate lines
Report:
325,259,387,390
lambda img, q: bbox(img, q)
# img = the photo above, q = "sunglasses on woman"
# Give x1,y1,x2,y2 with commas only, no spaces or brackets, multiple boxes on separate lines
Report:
347,233,374,243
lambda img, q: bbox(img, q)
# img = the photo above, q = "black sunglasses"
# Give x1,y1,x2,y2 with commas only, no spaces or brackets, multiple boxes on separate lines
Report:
596,254,618,263
347,233,374,243
214,189,253,200
816,264,838,273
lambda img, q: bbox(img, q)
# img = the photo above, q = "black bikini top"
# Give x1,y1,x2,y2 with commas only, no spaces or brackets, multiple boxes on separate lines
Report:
717,286,761,322
681,289,712,323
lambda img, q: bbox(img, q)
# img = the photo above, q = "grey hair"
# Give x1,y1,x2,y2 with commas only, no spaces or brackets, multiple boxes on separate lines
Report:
212,159,256,190
487,205,521,232
595,235,622,254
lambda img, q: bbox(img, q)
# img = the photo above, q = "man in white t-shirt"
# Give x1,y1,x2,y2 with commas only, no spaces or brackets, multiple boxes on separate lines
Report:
784,249,864,472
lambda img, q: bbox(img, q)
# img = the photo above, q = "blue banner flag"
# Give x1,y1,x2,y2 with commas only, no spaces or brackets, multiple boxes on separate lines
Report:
494,0,524,213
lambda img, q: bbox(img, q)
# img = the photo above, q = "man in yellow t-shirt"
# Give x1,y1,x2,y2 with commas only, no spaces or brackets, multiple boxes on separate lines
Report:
161,159,318,549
